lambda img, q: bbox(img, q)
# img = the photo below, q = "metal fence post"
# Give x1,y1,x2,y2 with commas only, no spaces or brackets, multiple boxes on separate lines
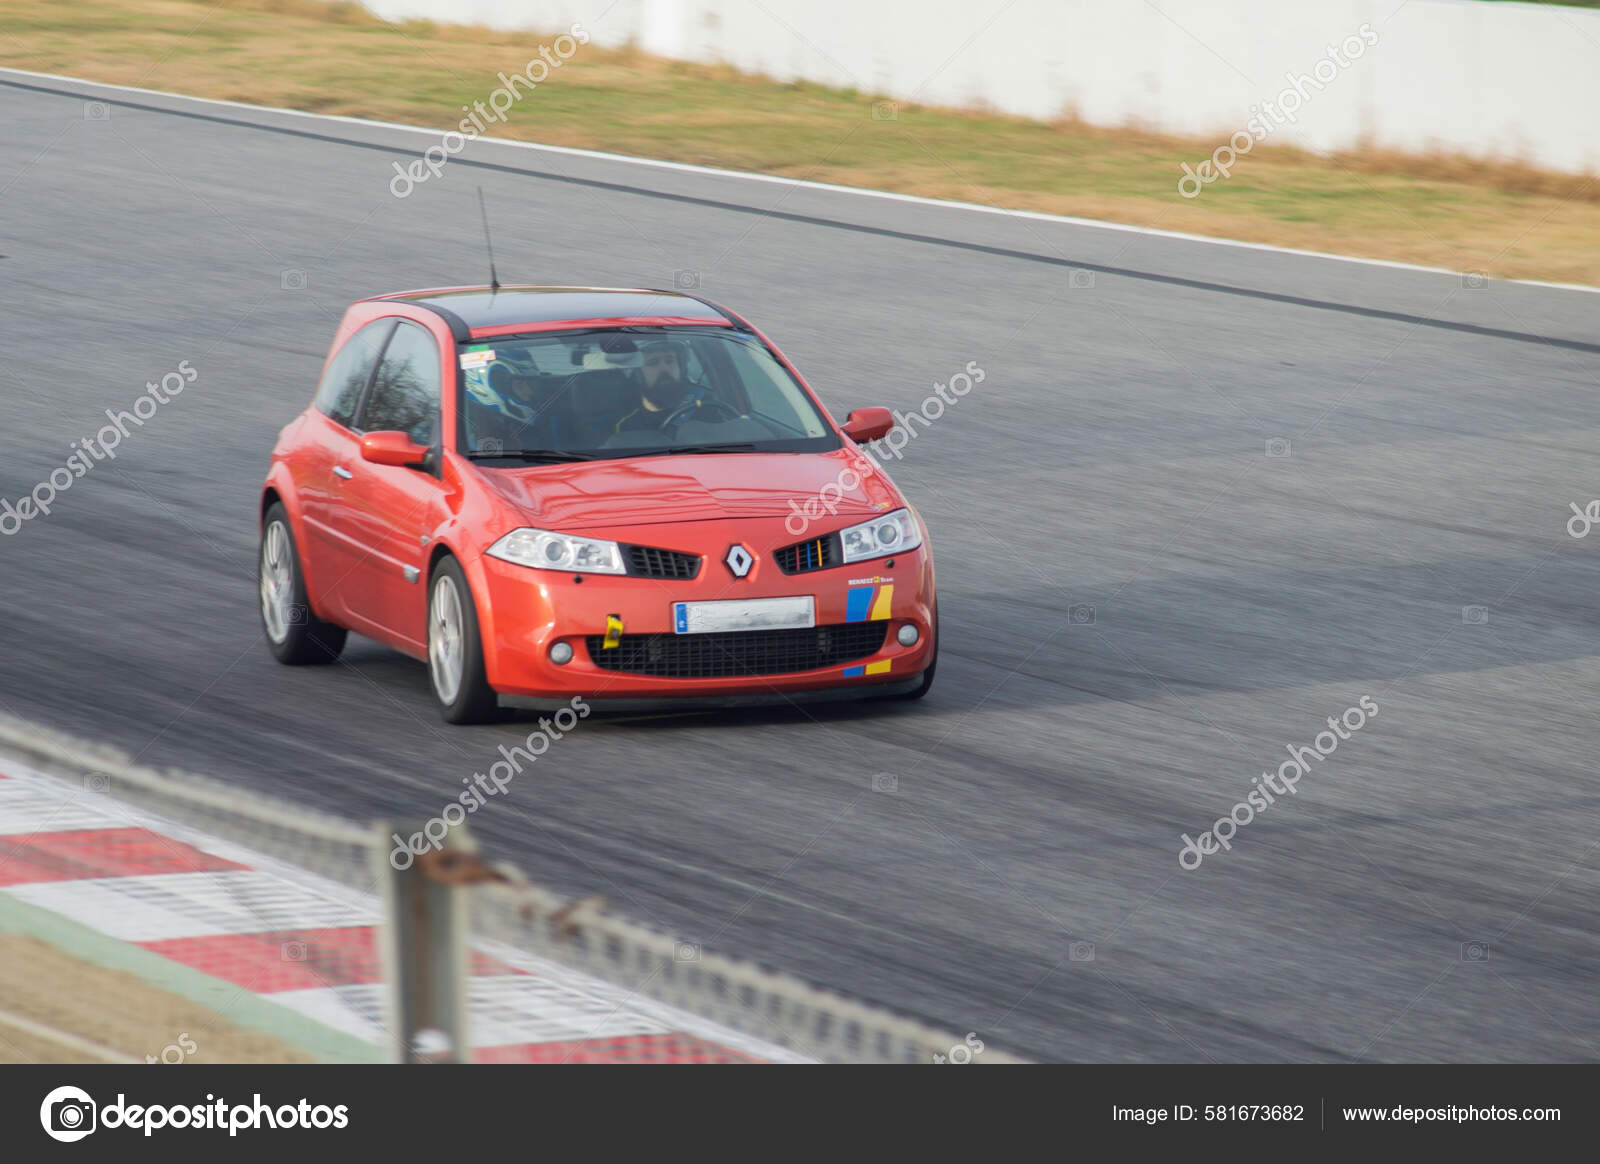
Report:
374,821,473,1064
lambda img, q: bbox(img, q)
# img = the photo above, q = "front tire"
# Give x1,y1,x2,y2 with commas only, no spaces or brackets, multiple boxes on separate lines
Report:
260,503,347,665
427,557,498,724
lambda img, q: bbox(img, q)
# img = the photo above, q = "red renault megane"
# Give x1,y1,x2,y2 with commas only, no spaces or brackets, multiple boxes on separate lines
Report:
259,286,937,722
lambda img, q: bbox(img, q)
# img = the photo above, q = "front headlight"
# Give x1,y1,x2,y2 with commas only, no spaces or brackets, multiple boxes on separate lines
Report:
486,528,625,574
839,508,922,563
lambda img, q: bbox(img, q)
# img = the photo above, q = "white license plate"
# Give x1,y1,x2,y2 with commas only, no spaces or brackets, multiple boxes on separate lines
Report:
673,596,815,634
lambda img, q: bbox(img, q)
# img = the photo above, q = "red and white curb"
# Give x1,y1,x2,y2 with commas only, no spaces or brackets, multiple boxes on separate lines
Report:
0,762,808,1063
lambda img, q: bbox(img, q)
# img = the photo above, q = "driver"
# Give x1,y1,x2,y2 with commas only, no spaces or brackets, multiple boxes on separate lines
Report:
613,339,702,434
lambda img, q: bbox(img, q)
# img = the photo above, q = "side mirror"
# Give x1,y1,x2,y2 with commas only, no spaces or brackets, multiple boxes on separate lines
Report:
360,430,431,470
840,407,895,444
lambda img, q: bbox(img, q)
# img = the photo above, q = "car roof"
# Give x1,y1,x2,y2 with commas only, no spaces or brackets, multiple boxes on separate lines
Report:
365,285,737,338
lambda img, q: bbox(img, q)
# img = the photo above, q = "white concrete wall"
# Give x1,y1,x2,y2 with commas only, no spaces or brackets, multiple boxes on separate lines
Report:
360,0,1600,174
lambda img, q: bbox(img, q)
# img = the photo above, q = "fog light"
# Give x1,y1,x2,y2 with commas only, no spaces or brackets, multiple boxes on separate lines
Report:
896,624,919,647
549,641,574,665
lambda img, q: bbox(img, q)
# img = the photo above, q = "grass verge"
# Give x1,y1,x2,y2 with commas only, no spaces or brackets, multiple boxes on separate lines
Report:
1,0,1597,284
0,935,315,1064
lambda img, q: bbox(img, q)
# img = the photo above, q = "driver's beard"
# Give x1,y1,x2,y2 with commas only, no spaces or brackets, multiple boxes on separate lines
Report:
644,374,683,407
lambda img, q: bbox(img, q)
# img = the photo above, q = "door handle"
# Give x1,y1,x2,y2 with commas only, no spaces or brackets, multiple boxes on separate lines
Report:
332,465,353,480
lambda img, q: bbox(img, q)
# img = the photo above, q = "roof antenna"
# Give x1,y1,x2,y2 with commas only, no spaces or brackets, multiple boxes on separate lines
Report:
477,186,501,293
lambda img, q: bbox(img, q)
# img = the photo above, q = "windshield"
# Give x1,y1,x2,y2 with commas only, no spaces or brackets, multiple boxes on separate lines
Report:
455,327,839,461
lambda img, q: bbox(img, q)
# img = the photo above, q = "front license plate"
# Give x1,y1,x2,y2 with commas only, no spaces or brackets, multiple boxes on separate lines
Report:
673,596,815,634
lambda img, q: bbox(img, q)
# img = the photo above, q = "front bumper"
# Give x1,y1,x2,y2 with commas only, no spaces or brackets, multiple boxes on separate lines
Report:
467,516,934,700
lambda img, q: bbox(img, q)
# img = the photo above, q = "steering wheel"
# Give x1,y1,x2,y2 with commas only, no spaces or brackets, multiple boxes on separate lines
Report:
658,395,743,429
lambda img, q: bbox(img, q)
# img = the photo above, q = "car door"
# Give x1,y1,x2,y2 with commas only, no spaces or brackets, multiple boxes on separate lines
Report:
292,318,395,622
334,319,446,652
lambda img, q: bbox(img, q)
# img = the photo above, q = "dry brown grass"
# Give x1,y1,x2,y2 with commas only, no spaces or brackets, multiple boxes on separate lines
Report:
4,0,1598,284
0,935,315,1064
1332,145,1600,203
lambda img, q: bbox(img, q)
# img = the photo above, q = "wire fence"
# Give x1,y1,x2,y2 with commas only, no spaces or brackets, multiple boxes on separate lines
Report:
0,714,1020,1064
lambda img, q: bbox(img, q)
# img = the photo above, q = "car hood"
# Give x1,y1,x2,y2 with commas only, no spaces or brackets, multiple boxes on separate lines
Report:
470,448,901,530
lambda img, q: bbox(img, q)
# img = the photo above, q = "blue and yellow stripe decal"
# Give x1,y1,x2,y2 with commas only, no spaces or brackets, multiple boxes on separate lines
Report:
845,583,894,623
844,583,894,676
842,660,892,678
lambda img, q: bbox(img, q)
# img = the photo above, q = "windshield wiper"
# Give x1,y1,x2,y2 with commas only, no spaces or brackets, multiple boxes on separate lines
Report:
647,443,762,456
465,449,602,463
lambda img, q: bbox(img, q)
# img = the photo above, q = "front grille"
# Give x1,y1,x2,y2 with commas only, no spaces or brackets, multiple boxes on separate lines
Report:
586,622,887,678
623,544,701,579
773,533,841,574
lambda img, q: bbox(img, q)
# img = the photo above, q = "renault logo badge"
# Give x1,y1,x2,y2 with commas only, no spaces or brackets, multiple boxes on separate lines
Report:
724,544,754,578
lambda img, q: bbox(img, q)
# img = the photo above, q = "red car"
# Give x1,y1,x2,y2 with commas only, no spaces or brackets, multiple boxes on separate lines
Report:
258,286,937,722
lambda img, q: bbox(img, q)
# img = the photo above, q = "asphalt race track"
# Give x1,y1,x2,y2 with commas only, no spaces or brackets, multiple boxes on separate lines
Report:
2,70,1598,1063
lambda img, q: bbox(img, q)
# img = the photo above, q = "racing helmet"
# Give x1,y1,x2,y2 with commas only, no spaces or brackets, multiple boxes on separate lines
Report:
462,347,538,423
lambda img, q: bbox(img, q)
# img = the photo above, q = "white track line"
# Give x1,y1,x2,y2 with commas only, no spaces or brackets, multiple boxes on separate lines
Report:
2,65,1595,296
0,1007,138,1063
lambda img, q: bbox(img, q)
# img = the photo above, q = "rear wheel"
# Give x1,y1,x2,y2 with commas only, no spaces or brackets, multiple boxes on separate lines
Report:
428,557,499,724
259,503,346,664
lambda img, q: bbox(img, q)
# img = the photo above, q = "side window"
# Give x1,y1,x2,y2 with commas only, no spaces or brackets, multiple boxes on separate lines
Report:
313,320,393,429
358,320,441,445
